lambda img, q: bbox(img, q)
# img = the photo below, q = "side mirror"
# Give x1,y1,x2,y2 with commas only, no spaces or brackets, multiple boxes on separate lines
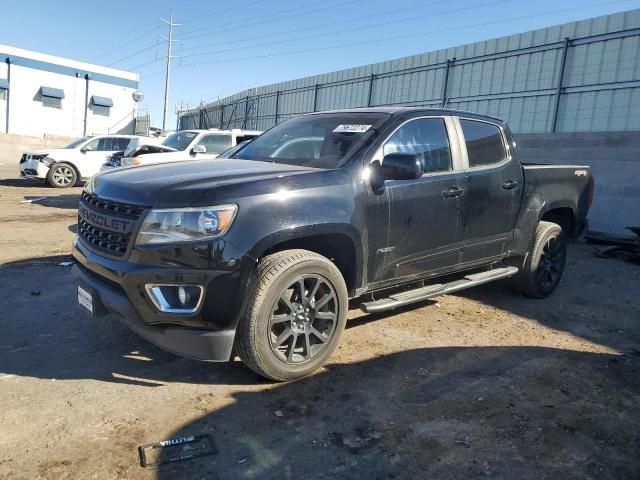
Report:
380,153,422,180
191,144,206,154
81,146,93,153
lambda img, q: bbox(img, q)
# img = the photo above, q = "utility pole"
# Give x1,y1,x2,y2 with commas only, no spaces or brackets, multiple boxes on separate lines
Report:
160,12,180,130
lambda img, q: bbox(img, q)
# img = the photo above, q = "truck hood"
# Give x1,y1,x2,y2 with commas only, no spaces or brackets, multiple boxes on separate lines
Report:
91,159,321,207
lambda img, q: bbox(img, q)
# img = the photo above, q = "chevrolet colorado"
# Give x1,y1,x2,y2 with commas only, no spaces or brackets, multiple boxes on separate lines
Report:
71,108,593,381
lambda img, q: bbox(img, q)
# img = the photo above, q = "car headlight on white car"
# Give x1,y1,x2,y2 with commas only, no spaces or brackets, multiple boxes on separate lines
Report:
135,204,238,245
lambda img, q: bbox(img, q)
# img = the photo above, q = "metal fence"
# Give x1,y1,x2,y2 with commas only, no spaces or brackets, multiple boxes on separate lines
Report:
178,10,640,133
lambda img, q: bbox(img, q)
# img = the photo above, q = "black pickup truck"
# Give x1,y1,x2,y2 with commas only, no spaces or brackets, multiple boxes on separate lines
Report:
72,108,593,381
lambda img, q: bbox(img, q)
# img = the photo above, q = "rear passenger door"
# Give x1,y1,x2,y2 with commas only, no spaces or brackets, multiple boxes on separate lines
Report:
378,117,467,281
456,118,523,264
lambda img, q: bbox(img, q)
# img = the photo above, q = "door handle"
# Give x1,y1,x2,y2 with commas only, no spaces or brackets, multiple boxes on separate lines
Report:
502,180,519,190
442,186,465,198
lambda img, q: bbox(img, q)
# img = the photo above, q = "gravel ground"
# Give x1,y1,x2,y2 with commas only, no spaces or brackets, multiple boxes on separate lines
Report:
0,163,639,479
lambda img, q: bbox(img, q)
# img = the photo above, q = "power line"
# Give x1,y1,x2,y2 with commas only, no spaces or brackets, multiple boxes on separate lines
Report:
128,58,161,71
180,0,267,27
92,26,158,61
182,0,501,60
107,41,159,67
180,0,632,68
181,0,452,53
180,0,338,38
181,0,365,41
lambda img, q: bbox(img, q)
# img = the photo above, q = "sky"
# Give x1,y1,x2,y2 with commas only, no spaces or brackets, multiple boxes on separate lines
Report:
1,0,636,129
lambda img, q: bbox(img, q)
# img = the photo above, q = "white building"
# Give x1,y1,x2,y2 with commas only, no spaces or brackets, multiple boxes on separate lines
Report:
0,44,140,138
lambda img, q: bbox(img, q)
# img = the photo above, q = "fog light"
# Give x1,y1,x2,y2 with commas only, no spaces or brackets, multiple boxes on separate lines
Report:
145,284,203,314
178,286,189,305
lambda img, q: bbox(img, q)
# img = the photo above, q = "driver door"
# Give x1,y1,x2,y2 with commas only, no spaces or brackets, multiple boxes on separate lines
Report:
77,137,114,178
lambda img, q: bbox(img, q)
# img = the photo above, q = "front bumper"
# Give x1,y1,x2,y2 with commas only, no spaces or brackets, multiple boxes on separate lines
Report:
72,263,235,361
19,160,49,179
71,238,251,362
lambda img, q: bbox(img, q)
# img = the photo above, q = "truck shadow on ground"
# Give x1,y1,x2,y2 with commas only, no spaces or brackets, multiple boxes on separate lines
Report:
0,177,85,189
153,346,640,480
0,178,46,188
20,194,80,209
1,246,638,390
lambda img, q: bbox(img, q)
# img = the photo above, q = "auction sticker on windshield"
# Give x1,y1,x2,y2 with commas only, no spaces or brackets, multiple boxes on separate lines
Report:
333,124,372,133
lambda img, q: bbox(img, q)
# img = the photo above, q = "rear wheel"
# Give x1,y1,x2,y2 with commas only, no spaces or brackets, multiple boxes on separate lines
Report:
47,163,77,188
235,249,348,381
512,221,566,298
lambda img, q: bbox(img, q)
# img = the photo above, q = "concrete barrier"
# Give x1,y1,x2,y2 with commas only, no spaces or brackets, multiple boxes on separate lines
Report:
515,132,640,236
0,132,76,164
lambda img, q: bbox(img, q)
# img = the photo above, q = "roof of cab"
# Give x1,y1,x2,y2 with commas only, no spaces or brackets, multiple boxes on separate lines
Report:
307,106,505,123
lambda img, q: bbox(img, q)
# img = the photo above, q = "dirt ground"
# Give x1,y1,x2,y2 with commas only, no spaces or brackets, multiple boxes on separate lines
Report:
0,162,639,480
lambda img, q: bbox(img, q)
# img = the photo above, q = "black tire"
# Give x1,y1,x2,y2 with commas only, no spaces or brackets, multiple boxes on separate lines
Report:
512,221,567,298
47,163,77,188
235,249,348,381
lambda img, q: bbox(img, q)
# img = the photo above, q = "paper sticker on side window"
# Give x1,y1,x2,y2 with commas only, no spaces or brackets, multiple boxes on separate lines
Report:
333,124,372,133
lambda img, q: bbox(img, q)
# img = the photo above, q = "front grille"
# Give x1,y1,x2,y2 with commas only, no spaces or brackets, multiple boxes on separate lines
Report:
80,191,145,217
78,192,146,257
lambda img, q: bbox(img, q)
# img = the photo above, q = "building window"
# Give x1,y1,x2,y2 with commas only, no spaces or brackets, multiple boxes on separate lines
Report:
92,104,110,116
42,96,62,109
40,86,65,110
91,96,113,117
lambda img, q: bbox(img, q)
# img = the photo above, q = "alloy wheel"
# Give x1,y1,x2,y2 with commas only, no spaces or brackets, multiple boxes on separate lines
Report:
52,166,74,187
268,274,338,364
536,235,566,291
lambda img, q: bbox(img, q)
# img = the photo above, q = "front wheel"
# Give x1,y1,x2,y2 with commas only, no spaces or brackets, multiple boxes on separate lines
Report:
47,163,77,188
235,249,348,381
512,221,567,298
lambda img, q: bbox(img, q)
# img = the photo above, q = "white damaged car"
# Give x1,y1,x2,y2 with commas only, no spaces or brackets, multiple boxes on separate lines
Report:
19,135,142,188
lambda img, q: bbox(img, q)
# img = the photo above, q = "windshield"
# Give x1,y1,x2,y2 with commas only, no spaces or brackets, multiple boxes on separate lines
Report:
65,137,91,149
234,113,389,168
161,131,198,151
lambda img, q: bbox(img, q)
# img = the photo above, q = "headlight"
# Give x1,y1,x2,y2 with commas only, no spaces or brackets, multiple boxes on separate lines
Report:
40,156,55,167
84,174,97,194
136,205,238,245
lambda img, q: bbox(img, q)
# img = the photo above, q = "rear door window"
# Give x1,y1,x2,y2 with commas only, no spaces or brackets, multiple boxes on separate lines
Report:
96,138,116,151
114,138,131,151
460,120,506,168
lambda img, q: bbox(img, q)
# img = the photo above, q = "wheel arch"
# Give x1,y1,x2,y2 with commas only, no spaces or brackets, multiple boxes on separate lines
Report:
540,205,575,239
248,224,363,296
509,194,576,257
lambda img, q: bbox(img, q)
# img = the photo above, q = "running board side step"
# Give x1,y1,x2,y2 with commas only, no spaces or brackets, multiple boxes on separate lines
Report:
360,266,519,314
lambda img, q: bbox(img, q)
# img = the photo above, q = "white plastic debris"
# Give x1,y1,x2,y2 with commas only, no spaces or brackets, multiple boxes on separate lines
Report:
58,261,73,267
20,197,47,204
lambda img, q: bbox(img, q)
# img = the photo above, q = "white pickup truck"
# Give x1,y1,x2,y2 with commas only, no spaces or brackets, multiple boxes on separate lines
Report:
108,128,262,169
